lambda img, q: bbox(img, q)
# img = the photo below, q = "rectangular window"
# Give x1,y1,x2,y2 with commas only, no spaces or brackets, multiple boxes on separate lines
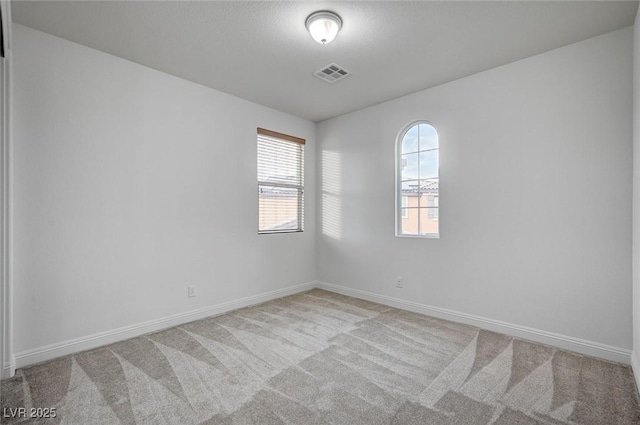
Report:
257,128,305,234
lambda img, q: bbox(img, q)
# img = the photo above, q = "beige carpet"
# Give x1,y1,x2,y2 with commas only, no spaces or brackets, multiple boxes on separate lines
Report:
1,289,639,424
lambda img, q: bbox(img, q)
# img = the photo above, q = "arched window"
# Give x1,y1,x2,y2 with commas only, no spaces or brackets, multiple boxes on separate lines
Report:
396,122,439,237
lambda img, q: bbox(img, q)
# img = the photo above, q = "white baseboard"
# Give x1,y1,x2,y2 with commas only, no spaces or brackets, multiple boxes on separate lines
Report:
14,281,315,369
632,351,640,393
316,281,632,365
1,356,15,379
10,280,634,372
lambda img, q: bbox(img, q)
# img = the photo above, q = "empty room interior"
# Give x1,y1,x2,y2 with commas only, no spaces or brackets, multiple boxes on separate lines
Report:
2,0,640,424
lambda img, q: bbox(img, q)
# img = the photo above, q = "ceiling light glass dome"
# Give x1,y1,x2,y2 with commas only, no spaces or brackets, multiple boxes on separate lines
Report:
305,11,342,45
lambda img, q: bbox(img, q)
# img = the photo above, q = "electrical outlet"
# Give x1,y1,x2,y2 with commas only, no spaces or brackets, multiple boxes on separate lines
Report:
188,285,196,298
396,277,404,288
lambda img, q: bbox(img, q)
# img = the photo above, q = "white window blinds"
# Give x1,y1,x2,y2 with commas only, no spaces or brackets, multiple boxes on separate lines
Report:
257,128,305,234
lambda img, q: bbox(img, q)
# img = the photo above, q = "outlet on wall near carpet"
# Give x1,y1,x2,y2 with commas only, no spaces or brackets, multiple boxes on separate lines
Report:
188,285,196,298
396,277,404,288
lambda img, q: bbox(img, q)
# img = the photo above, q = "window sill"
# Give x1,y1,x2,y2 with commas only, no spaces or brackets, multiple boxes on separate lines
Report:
259,230,304,235
395,233,440,239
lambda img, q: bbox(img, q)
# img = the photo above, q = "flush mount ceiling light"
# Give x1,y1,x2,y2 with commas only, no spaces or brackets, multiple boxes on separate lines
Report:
305,11,342,45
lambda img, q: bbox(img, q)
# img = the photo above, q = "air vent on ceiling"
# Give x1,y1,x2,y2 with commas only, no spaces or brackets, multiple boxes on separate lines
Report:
314,63,351,83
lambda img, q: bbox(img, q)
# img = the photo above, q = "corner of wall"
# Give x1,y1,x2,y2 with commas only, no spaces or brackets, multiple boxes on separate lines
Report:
633,1,640,394
0,0,13,380
632,350,640,396
1,355,15,380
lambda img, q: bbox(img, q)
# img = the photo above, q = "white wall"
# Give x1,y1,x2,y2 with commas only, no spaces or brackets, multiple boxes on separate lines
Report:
632,7,640,386
10,22,635,368
12,24,316,357
318,27,633,353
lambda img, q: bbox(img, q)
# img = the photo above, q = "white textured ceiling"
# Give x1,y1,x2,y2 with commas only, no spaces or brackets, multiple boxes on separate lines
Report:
12,1,639,122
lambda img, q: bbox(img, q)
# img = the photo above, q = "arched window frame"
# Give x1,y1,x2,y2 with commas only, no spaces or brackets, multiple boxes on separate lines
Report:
395,121,440,238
